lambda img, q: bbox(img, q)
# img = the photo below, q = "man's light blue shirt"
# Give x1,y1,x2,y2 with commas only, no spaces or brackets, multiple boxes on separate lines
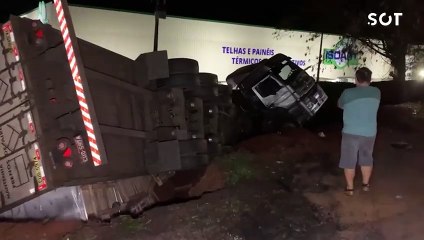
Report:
338,86,381,137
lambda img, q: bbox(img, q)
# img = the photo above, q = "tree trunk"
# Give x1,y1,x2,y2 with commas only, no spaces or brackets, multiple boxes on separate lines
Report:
391,43,407,102
392,46,407,82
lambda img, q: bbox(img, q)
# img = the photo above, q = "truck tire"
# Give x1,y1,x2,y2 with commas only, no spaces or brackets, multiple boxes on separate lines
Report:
186,87,218,100
199,73,218,87
168,58,199,74
218,84,232,97
155,73,199,89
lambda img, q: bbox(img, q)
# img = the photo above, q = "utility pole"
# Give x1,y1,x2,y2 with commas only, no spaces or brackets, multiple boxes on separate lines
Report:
153,0,167,51
316,33,324,82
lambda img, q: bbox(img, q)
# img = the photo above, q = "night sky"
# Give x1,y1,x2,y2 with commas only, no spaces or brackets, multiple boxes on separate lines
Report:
0,0,351,31
1,0,424,42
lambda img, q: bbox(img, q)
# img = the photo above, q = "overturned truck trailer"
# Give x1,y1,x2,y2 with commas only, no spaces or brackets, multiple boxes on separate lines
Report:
0,16,228,220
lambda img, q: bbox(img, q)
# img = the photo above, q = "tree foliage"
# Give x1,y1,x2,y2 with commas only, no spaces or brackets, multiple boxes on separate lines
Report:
273,0,424,82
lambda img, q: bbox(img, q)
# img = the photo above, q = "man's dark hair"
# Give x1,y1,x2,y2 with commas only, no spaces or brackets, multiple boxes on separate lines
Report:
355,67,372,83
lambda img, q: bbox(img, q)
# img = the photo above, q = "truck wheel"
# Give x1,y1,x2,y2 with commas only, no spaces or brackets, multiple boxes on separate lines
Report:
218,84,232,97
155,73,199,89
186,87,218,100
168,58,199,74
199,73,218,87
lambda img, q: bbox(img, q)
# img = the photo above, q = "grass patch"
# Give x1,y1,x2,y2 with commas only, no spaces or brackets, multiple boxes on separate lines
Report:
218,151,256,185
118,215,150,233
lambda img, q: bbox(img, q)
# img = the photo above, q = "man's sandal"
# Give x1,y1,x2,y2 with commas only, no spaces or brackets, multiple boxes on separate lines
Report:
362,183,371,192
344,188,354,196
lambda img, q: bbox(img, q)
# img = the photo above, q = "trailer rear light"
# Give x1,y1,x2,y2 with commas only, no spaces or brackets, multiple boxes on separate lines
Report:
57,138,69,151
35,29,44,39
64,160,73,168
63,147,72,158
33,29,44,45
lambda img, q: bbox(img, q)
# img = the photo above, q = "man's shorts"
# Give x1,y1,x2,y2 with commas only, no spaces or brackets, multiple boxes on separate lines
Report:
339,133,376,169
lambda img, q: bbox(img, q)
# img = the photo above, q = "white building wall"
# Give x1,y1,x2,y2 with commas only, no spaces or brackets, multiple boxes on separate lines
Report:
21,3,393,83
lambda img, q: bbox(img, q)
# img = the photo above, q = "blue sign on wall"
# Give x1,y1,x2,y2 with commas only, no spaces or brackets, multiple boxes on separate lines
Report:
221,46,305,66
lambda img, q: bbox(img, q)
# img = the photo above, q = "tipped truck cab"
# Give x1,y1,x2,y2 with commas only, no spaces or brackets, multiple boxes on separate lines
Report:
226,53,328,126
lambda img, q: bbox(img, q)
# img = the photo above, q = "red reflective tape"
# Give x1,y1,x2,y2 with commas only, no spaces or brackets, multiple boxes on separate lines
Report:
86,128,95,136
57,4,63,18
92,158,101,166
75,85,84,94
37,180,47,191
80,106,89,114
89,146,100,155
54,0,102,166
60,25,66,35
71,64,78,76
18,69,24,80
89,138,98,144
66,40,72,53
13,47,18,57
77,96,87,105
35,149,41,160
76,90,85,99
82,116,92,125
76,92,86,99
2,22,11,31
29,123,35,133
90,148,101,155
54,0,63,17
74,75,83,83
67,48,74,61
59,13,65,25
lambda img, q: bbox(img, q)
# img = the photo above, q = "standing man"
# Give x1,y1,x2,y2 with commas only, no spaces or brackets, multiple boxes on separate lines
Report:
338,67,381,196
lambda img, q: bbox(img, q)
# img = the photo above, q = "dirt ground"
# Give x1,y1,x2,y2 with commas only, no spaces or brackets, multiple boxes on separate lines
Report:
1,104,424,240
